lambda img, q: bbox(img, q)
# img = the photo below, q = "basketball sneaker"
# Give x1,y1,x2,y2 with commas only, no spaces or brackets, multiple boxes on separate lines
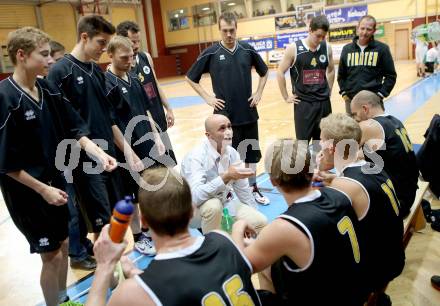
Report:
251,184,270,205
134,232,156,256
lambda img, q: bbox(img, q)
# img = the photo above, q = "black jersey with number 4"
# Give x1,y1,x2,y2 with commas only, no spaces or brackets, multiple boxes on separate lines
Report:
364,114,419,216
290,39,330,103
341,161,405,290
136,231,261,306
131,52,167,132
48,54,117,157
271,188,365,306
187,41,268,126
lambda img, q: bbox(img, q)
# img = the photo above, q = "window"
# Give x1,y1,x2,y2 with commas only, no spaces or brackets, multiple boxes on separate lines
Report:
193,3,218,27
167,8,189,31
252,0,281,17
221,0,247,19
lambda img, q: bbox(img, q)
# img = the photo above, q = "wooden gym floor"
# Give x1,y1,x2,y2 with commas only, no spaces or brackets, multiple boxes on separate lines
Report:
0,60,439,305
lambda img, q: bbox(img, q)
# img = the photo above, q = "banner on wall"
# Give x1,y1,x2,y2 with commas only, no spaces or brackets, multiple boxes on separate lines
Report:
275,9,323,30
328,26,357,42
324,5,367,24
276,31,308,48
243,37,274,51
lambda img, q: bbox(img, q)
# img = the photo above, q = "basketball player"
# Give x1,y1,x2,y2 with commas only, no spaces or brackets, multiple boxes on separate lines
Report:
86,168,261,306
186,12,270,205
0,27,117,306
350,90,419,218
232,139,366,306
277,15,334,147
116,21,177,166
318,113,405,305
105,35,166,255
48,15,143,237
49,40,65,62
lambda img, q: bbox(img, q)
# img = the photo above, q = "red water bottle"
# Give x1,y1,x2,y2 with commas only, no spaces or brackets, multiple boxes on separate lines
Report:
109,196,134,243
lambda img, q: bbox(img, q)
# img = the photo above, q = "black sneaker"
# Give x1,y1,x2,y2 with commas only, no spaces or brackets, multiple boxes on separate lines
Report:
431,275,440,291
431,219,440,232
421,199,432,223
70,255,97,270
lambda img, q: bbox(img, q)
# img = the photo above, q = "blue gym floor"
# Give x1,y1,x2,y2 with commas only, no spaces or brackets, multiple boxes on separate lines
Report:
42,73,440,304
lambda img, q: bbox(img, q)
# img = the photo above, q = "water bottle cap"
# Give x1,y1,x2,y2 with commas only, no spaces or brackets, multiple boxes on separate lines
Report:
223,208,229,215
115,196,134,215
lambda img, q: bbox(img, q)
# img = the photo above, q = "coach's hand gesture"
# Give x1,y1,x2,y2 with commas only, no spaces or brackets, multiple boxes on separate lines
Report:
206,95,225,111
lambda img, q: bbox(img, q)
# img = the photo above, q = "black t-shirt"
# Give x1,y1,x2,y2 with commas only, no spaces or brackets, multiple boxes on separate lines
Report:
105,71,157,162
131,52,167,132
47,54,116,157
364,115,419,212
187,41,268,126
0,76,89,187
137,231,261,306
290,39,330,103
341,162,405,290
271,187,365,306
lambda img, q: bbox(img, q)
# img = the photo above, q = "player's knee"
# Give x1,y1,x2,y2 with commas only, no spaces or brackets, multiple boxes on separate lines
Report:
41,247,63,265
201,198,223,220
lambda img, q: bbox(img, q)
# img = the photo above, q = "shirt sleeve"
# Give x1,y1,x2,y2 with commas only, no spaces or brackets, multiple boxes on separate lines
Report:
250,46,269,77
186,51,212,83
58,95,90,140
230,150,257,206
0,106,25,173
378,45,397,98
337,46,348,96
181,154,226,207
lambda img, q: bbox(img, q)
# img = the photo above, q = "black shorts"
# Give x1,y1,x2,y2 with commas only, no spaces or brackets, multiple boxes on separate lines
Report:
0,174,68,254
294,99,332,142
72,164,123,233
232,121,262,163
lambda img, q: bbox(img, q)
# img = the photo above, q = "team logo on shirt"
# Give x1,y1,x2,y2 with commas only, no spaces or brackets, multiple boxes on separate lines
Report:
319,54,327,63
298,46,304,51
143,65,151,75
138,72,144,83
310,57,317,67
24,110,36,121
39,237,49,247
122,87,128,94
77,76,84,85
95,218,103,226
219,54,225,61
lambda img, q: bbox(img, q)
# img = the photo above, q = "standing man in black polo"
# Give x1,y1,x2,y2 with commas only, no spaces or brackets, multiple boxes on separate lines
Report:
186,12,270,205
116,21,177,167
338,15,397,114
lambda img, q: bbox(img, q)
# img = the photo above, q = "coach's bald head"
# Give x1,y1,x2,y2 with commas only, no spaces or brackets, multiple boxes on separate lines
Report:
205,114,230,133
204,114,233,153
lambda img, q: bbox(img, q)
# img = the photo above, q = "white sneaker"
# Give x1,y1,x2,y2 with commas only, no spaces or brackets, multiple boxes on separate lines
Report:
251,185,270,205
134,234,156,256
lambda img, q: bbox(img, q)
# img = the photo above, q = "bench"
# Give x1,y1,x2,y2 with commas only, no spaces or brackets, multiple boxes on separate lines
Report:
402,180,429,249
